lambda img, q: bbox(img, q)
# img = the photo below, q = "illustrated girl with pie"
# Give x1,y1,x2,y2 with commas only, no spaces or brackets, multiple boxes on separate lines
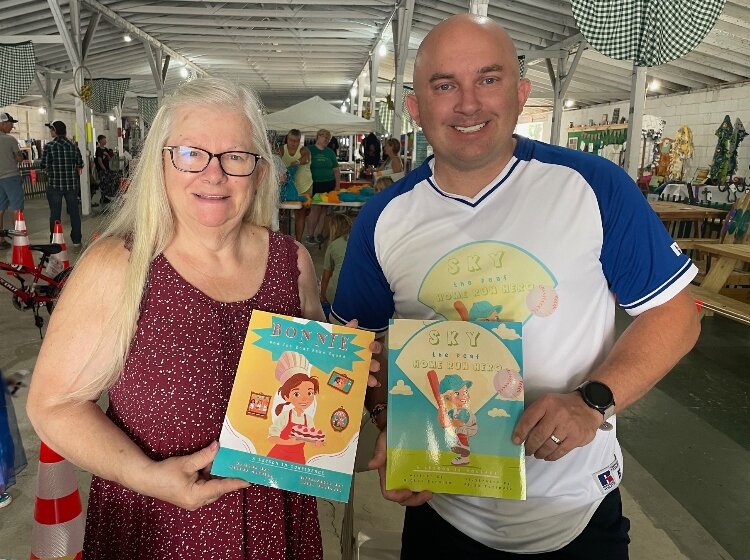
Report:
267,351,325,464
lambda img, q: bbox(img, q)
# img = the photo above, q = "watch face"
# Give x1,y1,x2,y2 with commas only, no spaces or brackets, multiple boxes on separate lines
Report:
585,382,613,407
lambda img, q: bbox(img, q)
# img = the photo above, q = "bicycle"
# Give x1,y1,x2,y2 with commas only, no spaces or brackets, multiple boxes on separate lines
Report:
0,229,73,337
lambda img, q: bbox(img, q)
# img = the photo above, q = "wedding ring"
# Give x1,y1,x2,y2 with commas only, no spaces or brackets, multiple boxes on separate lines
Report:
549,434,562,445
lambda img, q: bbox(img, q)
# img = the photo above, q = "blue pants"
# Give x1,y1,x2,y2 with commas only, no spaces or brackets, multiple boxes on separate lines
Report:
47,189,81,244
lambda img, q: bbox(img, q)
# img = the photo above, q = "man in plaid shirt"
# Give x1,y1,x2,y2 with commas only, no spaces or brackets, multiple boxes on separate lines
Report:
41,121,83,246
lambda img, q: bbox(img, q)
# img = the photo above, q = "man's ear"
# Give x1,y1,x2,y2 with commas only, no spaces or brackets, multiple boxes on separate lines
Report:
405,94,421,127
517,78,532,115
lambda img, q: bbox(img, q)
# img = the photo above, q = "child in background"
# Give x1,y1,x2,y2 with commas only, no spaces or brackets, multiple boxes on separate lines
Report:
320,213,352,320
374,176,394,193
0,369,27,509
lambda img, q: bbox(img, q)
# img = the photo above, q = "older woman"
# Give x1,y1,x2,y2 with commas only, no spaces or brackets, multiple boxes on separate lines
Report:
26,79,327,559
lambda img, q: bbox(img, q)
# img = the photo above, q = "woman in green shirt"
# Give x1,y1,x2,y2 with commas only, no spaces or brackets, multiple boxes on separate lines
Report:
305,129,340,244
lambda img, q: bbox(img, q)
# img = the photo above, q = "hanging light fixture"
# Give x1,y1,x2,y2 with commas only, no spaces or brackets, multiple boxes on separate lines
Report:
123,34,132,43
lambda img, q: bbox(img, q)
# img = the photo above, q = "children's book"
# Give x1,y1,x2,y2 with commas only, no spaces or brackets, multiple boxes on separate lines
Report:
386,318,526,500
211,310,374,502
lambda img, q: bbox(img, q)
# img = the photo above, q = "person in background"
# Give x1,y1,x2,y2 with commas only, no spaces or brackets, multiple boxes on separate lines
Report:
359,132,381,178
95,134,113,205
377,137,404,178
332,13,700,560
373,176,393,193
0,368,27,510
319,213,352,320
27,78,329,559
0,113,24,250
304,128,340,245
279,129,313,241
41,121,83,247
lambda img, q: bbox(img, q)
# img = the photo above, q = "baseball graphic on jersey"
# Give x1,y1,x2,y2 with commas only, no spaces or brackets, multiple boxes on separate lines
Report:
525,285,559,317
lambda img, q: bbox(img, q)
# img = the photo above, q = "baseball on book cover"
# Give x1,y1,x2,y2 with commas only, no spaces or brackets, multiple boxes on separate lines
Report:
386,318,526,500
211,310,374,502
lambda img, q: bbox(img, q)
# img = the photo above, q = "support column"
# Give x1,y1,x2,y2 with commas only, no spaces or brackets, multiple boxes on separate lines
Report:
48,0,91,215
114,105,124,155
624,64,647,181
469,0,489,16
369,53,380,120
391,0,414,138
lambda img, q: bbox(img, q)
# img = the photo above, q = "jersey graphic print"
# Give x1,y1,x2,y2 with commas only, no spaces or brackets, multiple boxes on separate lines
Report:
418,241,559,323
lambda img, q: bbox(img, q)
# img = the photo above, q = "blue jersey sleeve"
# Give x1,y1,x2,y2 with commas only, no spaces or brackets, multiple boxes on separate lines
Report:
593,164,696,314
330,198,394,333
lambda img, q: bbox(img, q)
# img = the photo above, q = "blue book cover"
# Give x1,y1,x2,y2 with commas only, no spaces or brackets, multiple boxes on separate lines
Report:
387,319,526,499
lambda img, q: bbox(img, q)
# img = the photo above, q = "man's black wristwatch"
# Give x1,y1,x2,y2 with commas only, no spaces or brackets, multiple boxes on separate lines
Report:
576,380,615,430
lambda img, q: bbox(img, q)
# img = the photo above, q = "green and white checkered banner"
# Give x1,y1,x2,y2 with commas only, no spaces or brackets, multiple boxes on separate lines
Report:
83,78,130,113
137,96,158,128
571,0,725,67
518,56,526,79
0,41,36,107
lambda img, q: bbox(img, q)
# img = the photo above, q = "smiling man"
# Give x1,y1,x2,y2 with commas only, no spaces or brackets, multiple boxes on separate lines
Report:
331,13,700,560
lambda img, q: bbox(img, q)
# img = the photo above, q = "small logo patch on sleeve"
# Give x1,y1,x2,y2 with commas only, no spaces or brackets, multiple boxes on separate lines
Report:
592,455,622,494
670,242,682,256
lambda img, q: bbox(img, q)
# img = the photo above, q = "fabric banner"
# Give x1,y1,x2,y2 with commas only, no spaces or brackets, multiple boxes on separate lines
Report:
137,96,158,128
0,41,36,107
518,56,526,79
83,78,130,114
571,0,725,67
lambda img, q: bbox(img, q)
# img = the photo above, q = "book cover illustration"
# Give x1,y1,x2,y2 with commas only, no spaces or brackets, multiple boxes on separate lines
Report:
211,310,375,502
386,318,526,500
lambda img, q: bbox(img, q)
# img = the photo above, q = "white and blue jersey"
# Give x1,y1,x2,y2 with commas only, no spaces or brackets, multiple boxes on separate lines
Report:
332,136,696,553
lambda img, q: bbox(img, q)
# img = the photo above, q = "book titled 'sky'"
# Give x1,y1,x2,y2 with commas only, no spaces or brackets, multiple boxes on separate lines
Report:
386,319,526,500
211,310,374,502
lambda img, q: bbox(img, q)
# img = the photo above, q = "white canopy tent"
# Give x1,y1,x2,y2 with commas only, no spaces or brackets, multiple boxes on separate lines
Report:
264,96,376,137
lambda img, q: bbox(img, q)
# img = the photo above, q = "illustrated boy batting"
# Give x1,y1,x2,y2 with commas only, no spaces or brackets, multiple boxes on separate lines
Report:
439,374,478,466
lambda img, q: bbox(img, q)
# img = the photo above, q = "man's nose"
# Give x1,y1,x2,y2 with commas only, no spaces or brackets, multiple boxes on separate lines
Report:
455,87,480,114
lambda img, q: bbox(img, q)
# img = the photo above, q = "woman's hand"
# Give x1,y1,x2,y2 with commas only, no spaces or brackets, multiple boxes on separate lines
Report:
343,318,382,387
141,441,250,511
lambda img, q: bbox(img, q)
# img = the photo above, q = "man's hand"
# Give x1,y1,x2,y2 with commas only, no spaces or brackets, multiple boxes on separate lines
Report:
512,392,602,461
368,429,432,507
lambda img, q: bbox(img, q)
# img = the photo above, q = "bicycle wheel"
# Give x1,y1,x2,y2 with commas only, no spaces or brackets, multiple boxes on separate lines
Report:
46,267,73,314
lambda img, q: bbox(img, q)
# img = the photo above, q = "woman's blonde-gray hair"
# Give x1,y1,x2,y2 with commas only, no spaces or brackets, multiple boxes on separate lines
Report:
74,78,279,399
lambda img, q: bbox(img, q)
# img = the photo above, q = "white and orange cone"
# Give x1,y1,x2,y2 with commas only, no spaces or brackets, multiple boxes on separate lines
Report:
11,209,35,271
30,442,85,560
45,220,70,280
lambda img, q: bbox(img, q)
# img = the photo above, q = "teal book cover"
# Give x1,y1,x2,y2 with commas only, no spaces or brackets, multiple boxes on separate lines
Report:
211,310,374,502
386,318,526,499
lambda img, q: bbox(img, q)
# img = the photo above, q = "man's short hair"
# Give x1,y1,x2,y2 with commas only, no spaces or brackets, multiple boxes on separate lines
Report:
45,121,67,136
97,134,106,142
288,129,301,138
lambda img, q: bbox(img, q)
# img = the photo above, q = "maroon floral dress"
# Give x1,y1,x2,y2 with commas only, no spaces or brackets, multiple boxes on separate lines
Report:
83,230,323,560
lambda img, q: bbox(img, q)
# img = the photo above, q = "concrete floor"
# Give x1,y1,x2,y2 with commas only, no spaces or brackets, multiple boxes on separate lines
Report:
0,197,746,559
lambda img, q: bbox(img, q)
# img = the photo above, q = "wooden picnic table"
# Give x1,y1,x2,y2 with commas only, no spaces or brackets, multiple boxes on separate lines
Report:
648,200,726,222
691,242,750,325
648,200,726,239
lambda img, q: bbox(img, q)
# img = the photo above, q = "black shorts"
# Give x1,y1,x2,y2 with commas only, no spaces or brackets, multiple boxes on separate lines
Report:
401,489,630,559
312,179,336,195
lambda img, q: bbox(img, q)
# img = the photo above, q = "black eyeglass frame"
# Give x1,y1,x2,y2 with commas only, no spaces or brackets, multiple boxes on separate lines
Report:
162,145,263,177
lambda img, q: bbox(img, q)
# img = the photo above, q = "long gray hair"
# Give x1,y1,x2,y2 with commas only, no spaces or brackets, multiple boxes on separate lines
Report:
74,78,279,399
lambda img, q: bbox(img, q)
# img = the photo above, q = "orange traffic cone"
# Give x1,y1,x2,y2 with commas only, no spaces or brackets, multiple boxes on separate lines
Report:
45,220,70,280
11,209,35,270
30,442,85,560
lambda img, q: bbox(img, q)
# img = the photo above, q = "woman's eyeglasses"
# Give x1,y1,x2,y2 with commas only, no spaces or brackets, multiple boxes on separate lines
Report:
162,146,262,177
